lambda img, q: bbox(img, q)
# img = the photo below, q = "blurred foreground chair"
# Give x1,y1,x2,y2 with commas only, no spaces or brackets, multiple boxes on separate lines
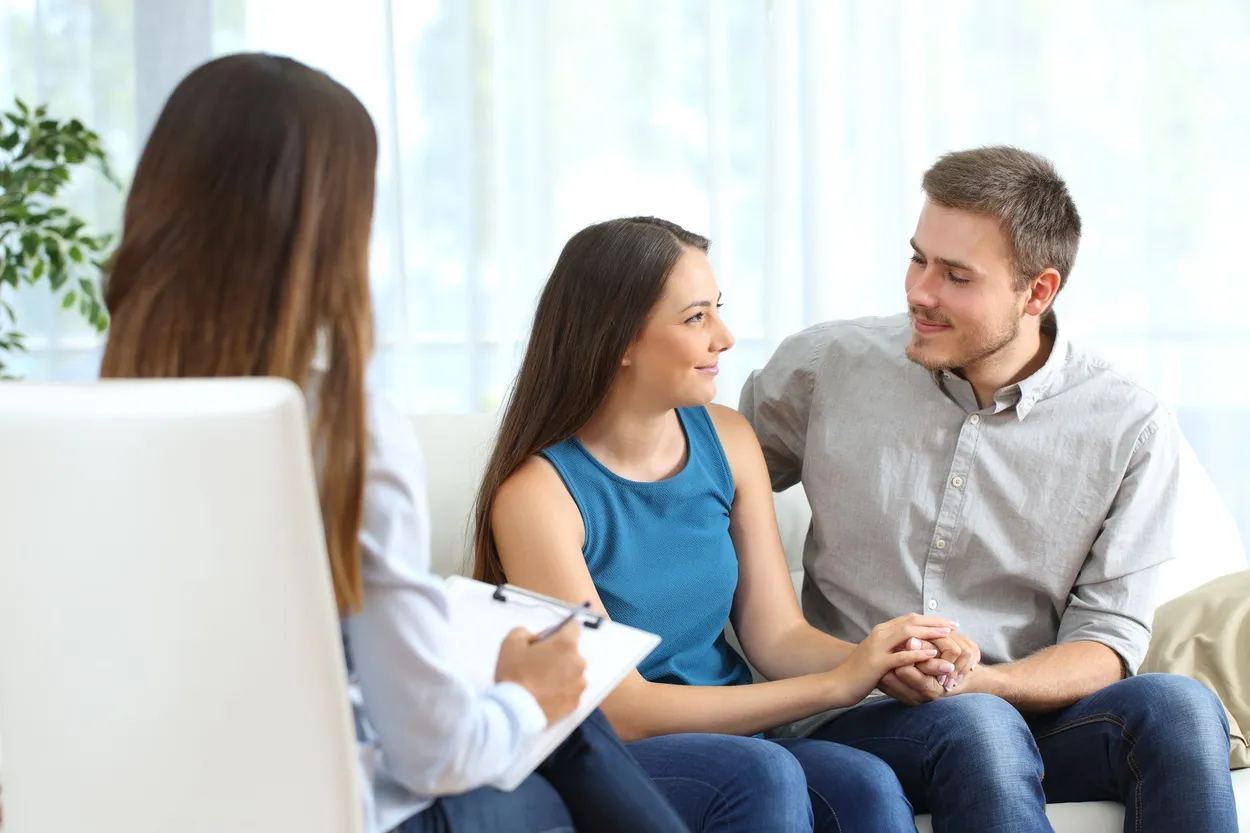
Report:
0,379,361,833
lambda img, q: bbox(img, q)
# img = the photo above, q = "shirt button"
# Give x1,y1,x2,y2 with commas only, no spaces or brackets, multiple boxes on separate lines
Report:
951,476,964,488
935,538,947,550
969,414,981,425
927,599,938,610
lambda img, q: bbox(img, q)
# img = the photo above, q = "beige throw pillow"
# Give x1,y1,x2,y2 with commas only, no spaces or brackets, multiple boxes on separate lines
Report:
1140,570,1250,769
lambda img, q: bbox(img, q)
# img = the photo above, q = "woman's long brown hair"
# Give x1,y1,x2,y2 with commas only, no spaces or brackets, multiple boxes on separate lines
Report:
100,53,378,614
471,217,709,585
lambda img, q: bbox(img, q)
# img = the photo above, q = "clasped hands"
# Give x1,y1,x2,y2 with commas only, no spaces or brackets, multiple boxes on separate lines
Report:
879,626,982,706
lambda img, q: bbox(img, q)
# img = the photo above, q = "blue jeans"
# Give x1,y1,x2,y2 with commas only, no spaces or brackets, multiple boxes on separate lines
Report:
628,732,915,832
810,673,1237,833
399,709,689,833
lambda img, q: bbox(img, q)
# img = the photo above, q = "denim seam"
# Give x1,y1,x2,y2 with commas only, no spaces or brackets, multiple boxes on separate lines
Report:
804,784,842,833
648,776,731,833
1031,711,1144,833
840,736,928,746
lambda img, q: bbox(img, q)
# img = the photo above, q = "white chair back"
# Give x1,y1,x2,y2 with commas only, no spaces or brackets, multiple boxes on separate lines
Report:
0,379,361,833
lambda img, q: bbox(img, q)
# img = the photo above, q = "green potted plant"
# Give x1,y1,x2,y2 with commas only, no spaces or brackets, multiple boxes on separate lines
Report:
0,98,119,379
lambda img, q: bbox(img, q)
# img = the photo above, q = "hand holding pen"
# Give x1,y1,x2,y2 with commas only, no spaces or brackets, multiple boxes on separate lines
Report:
495,601,592,725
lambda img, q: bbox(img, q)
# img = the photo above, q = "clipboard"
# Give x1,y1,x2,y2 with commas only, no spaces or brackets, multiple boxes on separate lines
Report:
444,575,661,792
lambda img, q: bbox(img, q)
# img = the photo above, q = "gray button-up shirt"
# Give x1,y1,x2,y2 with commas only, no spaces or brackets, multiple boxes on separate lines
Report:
740,314,1180,690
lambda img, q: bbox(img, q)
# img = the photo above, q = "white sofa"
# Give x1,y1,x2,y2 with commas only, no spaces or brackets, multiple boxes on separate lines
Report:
411,412,1250,833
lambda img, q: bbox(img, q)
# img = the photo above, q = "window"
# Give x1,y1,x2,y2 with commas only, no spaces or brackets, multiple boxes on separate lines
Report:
4,0,1249,549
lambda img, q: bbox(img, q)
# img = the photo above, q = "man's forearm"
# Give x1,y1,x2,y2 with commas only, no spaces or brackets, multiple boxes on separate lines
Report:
959,640,1125,712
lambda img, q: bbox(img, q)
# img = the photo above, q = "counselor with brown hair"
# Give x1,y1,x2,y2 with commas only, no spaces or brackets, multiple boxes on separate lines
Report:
98,51,689,833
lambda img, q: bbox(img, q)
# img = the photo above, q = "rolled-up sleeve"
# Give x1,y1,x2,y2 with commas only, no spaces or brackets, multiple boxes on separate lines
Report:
739,326,824,492
1057,414,1181,674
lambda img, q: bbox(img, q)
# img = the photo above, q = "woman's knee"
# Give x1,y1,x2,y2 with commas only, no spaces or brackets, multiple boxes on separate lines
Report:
629,734,812,832
776,738,914,831
735,736,810,793
776,737,906,799
720,738,813,830
677,735,810,807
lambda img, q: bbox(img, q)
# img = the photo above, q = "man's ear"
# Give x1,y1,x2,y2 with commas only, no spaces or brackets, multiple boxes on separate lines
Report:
1024,268,1061,317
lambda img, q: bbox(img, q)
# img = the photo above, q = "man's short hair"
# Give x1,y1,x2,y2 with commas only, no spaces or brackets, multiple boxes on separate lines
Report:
923,146,1082,297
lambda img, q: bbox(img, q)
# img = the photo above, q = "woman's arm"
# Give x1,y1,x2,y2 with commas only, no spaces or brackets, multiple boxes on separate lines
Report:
492,453,949,742
344,397,546,797
707,404,863,680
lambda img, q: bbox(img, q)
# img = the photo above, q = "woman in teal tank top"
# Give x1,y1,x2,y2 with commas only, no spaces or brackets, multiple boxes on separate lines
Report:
473,217,956,833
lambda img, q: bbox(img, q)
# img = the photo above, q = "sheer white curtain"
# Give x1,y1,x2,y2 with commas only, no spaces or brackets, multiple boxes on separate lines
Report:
3,0,1248,547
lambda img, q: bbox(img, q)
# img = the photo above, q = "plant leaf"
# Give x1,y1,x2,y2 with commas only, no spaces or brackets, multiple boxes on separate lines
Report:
3,96,121,345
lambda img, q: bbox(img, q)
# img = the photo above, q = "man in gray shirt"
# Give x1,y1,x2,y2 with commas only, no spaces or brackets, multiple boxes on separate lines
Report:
740,146,1236,832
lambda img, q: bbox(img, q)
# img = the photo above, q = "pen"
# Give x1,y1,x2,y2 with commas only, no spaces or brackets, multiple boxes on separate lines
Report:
536,601,591,641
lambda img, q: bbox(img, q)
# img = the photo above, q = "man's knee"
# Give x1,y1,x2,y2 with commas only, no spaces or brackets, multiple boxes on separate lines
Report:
931,693,1032,743
1115,673,1230,748
928,693,1043,769
915,695,1047,816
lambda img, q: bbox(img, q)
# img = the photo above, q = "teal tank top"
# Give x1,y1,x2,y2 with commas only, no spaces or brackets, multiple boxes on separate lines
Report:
540,406,753,688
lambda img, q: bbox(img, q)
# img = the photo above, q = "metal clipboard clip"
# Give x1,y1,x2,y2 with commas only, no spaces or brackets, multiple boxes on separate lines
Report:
491,583,604,630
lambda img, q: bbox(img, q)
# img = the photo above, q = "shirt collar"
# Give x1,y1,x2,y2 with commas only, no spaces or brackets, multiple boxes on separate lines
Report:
931,315,1067,421
1014,316,1066,419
